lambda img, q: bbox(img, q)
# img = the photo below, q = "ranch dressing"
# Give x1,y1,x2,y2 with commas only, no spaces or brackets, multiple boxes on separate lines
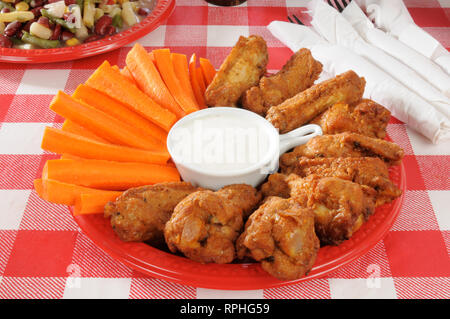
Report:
168,112,272,173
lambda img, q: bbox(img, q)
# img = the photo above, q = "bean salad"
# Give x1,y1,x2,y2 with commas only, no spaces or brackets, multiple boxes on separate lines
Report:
0,0,156,49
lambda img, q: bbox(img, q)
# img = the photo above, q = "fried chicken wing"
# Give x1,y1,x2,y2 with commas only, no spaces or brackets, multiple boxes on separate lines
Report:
311,99,391,138
280,157,402,206
236,196,319,280
205,35,268,107
164,184,261,264
214,184,262,218
280,132,404,167
260,173,300,200
104,182,203,244
266,70,366,133
261,174,377,245
242,48,323,116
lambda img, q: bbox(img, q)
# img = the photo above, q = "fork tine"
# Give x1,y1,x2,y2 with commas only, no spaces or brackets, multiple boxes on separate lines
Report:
334,1,344,12
327,0,348,12
292,14,304,25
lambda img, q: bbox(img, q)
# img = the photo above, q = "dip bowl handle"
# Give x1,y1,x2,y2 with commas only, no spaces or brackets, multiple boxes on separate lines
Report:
278,124,323,156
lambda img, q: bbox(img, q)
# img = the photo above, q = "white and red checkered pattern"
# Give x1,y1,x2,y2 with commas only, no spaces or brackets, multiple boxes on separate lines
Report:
0,0,449,299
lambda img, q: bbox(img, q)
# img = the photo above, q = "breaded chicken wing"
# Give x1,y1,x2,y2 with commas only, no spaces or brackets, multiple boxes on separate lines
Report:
164,184,261,264
104,182,203,244
205,35,268,107
242,48,323,116
261,174,377,246
214,184,262,218
280,132,404,167
280,157,402,206
311,99,391,138
266,70,366,133
236,196,319,280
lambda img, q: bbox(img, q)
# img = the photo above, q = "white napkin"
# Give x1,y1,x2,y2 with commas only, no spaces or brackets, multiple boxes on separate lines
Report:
307,0,450,120
342,1,450,98
267,21,450,144
355,0,450,74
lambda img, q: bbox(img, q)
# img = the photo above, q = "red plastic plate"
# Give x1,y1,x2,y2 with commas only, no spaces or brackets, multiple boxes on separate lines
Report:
73,161,405,290
0,0,175,63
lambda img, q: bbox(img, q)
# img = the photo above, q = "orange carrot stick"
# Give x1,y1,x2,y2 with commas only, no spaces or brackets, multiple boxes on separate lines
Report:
86,60,177,132
148,51,156,64
62,120,109,143
72,84,167,143
112,65,136,86
50,91,164,151
199,57,216,86
171,52,199,109
120,66,138,86
73,192,122,215
197,66,207,92
34,178,45,198
60,154,82,160
34,177,121,206
125,44,185,118
44,159,180,191
189,53,207,109
197,66,208,109
153,48,199,114
41,127,170,164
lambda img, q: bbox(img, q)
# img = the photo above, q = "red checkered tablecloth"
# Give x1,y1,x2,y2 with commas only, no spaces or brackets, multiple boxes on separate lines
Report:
0,0,449,299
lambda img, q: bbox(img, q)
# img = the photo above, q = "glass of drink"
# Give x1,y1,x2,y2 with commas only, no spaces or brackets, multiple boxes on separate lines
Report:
205,0,247,6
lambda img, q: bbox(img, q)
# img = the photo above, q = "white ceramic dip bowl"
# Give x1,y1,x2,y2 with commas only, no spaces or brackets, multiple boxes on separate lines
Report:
167,107,322,190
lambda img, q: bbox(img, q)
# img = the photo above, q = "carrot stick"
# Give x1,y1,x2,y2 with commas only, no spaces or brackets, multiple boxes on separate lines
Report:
73,192,122,215
197,66,207,92
50,91,164,151
34,178,45,198
112,65,135,86
86,60,177,132
148,51,156,64
60,154,82,160
197,66,208,109
189,53,207,109
41,127,170,164
199,57,216,86
171,52,199,109
42,161,49,181
153,48,199,114
125,44,185,118
62,120,109,143
120,66,138,86
72,84,167,143
44,159,180,191
35,177,121,206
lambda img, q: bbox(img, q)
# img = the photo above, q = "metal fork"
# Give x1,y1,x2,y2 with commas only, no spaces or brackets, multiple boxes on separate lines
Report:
287,14,304,25
327,0,351,12
287,0,351,25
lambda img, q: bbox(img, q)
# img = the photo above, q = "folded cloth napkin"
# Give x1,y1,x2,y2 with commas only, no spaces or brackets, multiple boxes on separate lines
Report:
307,0,450,120
355,0,450,74
267,21,450,144
342,1,450,98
